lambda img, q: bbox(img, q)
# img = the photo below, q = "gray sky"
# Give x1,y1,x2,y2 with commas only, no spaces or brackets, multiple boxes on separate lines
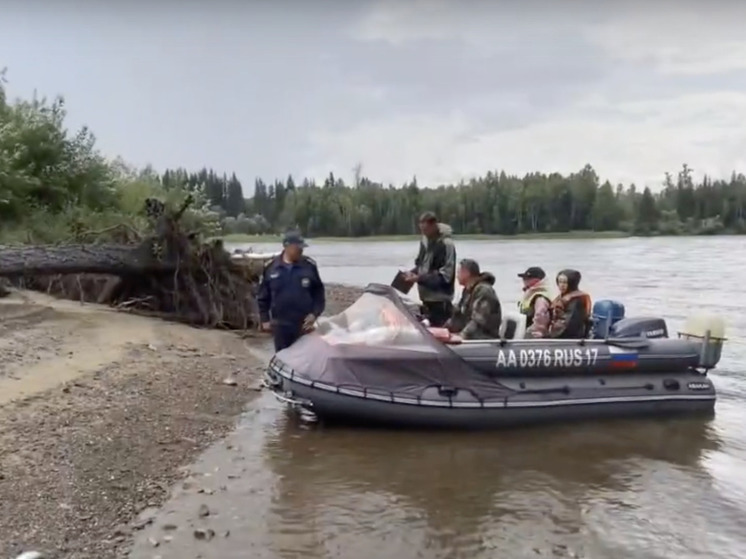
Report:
3,0,746,194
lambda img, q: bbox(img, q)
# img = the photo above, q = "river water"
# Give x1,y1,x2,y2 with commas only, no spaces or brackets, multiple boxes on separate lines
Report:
129,236,746,559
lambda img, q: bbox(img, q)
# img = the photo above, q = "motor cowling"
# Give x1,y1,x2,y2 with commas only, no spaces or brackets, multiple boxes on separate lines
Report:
591,299,626,338
610,317,669,339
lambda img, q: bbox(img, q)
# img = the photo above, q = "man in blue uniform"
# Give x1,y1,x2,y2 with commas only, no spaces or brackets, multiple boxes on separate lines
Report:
257,231,326,351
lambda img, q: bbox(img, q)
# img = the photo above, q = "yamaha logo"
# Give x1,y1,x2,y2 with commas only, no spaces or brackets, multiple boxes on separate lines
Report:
687,381,711,391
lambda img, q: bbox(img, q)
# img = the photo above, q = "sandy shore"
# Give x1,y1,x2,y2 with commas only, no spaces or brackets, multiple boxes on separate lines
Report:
0,284,362,559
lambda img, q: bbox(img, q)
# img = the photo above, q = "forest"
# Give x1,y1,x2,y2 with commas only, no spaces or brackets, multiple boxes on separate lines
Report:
204,163,745,237
2,73,745,243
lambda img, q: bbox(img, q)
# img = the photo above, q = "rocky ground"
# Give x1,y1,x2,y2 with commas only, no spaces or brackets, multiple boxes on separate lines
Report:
0,284,362,559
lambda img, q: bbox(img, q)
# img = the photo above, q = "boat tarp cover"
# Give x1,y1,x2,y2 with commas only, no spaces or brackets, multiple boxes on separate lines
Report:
275,283,514,400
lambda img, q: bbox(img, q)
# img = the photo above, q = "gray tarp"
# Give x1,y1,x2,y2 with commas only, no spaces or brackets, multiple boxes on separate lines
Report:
275,284,514,400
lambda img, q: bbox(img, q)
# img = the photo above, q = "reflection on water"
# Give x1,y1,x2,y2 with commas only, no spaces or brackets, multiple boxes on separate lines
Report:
262,413,728,558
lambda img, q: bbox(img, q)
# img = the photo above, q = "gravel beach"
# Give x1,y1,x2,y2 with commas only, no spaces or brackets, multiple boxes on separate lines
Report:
0,284,362,559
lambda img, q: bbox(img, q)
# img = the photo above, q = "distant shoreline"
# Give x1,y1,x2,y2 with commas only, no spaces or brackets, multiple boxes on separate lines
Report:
218,230,743,244
220,231,631,244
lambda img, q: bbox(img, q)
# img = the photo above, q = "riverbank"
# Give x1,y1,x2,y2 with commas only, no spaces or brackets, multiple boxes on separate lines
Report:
220,231,631,244
0,283,362,559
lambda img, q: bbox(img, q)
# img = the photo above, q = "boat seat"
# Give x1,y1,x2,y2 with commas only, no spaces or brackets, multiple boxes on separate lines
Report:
500,312,526,340
502,318,518,340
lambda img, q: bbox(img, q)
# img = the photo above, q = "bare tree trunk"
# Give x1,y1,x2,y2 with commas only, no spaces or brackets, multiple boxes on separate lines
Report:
0,243,163,277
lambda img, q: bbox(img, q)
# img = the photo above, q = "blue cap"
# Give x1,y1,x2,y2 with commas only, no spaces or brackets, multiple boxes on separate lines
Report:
282,231,308,248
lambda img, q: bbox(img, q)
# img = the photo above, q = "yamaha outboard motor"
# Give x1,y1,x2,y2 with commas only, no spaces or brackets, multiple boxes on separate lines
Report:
591,300,625,339
611,317,669,339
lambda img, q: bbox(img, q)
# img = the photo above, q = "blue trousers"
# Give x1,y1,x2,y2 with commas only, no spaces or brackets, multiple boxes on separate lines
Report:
272,322,303,352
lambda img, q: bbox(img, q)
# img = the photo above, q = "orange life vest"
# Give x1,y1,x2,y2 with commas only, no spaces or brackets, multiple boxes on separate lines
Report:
560,291,591,315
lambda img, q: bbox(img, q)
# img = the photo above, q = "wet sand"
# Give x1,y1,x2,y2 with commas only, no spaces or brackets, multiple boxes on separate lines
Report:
0,284,360,559
0,289,265,559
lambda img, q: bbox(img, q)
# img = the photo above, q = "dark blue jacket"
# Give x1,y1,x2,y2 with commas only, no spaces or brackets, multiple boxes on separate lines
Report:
256,255,325,325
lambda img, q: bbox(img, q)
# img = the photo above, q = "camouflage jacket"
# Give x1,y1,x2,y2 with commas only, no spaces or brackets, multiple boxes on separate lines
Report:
449,273,502,339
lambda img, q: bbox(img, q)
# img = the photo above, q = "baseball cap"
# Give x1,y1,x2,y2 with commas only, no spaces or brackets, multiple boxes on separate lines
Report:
282,231,308,248
517,266,545,280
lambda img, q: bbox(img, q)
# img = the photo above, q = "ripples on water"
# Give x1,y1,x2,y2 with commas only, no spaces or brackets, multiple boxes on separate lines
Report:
231,237,746,558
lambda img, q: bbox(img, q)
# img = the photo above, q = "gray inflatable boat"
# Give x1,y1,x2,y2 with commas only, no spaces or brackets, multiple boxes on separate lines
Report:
264,284,727,430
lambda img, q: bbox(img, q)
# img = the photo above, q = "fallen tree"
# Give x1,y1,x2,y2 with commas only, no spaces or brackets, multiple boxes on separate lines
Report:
0,196,268,329
0,243,157,277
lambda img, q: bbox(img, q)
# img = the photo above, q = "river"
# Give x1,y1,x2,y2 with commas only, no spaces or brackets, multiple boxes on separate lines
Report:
130,236,746,559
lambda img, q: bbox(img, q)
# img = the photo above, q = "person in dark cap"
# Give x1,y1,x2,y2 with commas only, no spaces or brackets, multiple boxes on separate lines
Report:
517,266,552,338
257,230,326,351
446,258,502,340
402,211,456,327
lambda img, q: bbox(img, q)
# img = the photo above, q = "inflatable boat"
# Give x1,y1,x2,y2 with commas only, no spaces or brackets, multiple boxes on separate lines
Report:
264,284,727,430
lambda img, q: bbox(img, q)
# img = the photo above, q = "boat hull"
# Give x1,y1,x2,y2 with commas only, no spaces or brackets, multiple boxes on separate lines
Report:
266,362,716,430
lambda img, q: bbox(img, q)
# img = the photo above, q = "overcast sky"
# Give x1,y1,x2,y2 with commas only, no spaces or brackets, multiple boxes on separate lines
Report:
2,0,746,194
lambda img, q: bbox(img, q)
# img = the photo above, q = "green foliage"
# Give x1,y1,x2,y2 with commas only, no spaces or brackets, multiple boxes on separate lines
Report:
2,69,745,244
0,80,114,222
0,74,222,245
241,164,746,237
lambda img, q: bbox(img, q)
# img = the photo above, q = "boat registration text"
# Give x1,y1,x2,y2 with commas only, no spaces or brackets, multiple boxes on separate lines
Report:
496,347,600,368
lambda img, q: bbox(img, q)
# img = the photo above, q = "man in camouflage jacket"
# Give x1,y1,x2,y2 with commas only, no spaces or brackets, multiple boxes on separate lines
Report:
446,259,502,340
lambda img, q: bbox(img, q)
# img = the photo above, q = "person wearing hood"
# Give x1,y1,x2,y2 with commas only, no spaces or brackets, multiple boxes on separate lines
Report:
402,211,457,327
548,269,592,339
517,266,553,338
446,259,502,340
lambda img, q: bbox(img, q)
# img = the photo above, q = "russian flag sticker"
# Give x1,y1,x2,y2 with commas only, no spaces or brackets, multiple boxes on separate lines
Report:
608,345,639,369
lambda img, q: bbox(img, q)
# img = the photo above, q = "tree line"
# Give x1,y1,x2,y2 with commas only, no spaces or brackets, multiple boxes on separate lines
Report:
211,164,746,237
2,71,744,245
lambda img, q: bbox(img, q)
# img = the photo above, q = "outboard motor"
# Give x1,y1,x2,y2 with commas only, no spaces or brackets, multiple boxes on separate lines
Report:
610,317,669,339
591,300,625,338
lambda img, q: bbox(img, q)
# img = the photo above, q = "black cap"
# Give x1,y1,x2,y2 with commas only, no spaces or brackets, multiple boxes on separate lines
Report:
459,258,481,276
518,266,545,280
282,230,308,248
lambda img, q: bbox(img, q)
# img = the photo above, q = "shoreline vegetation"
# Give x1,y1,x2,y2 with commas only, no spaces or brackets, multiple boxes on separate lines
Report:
2,73,746,248
218,229,746,245
222,230,643,244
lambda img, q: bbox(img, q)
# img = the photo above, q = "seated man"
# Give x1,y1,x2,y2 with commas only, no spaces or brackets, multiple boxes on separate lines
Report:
446,259,502,340
548,269,592,339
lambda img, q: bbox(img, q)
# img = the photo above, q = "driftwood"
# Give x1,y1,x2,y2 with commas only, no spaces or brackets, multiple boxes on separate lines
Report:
0,197,270,329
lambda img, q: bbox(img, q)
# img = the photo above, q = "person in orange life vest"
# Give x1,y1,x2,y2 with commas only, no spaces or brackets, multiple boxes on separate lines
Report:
548,269,592,339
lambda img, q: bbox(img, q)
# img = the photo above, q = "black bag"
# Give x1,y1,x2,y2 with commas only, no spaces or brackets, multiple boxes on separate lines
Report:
391,270,413,295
